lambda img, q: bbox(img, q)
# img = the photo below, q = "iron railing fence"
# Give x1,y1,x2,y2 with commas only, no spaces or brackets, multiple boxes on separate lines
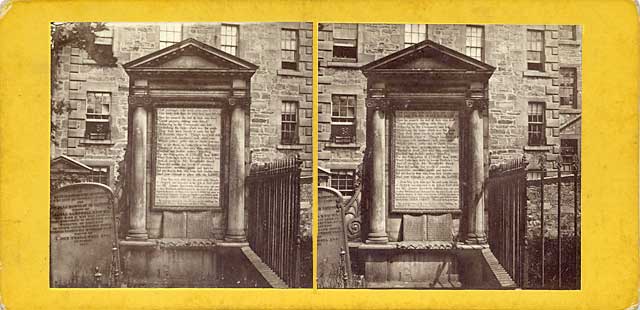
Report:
525,159,581,289
488,155,581,290
487,156,528,288
246,157,302,287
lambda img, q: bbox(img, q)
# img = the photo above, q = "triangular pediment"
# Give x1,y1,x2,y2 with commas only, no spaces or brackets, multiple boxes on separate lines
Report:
124,38,258,73
361,39,495,74
51,155,94,173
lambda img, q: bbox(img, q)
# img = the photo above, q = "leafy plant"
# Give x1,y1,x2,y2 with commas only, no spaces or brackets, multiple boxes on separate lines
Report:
50,22,118,144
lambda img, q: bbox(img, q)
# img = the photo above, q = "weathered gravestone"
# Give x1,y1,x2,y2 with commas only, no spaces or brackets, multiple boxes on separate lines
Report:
50,183,119,287
317,187,351,288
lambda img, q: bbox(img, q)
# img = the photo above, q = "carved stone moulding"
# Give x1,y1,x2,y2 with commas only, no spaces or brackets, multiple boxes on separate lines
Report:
365,98,390,111
465,99,489,112
227,97,251,109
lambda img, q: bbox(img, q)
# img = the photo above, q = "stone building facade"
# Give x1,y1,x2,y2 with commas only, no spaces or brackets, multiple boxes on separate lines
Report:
51,22,314,187
318,23,582,195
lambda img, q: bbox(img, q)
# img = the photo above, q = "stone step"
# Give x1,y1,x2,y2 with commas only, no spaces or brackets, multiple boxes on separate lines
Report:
240,246,288,288
481,248,518,289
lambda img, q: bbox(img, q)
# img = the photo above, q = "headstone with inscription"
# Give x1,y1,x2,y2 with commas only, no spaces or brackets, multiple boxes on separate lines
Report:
50,183,119,287
393,110,460,212
155,107,221,209
317,187,351,288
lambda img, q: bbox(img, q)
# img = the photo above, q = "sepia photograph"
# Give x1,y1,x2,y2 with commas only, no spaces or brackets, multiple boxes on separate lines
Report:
316,23,581,289
50,22,313,288
1,0,639,308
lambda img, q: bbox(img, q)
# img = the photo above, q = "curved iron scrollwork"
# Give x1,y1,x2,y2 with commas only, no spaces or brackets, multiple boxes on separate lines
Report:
343,162,363,241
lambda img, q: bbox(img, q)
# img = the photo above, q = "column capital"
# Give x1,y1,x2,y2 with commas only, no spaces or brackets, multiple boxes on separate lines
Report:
128,95,151,108
465,99,488,112
227,97,251,110
365,98,391,111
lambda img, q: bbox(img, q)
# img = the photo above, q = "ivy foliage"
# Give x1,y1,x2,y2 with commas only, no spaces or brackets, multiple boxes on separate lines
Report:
50,22,118,143
50,22,117,67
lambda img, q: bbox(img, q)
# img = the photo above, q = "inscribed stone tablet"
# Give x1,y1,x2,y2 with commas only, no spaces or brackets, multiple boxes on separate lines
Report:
155,108,221,208
317,187,349,288
394,110,460,212
426,213,453,241
50,184,116,287
402,214,427,241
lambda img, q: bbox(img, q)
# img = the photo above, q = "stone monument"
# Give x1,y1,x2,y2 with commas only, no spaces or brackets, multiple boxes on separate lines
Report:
317,187,351,288
50,183,120,287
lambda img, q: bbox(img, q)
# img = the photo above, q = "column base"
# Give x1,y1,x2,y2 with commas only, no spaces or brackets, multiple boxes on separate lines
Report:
126,230,148,241
465,233,487,245
224,231,246,242
366,232,389,244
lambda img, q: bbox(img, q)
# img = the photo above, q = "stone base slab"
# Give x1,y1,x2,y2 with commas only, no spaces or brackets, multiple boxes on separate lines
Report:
354,243,517,289
119,239,271,288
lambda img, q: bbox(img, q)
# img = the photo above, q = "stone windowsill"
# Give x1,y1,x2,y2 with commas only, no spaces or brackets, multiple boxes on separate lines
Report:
276,144,304,150
327,61,363,68
83,58,97,65
80,139,115,146
325,142,360,149
276,69,305,77
522,70,554,79
559,107,581,114
559,39,581,46
524,145,553,152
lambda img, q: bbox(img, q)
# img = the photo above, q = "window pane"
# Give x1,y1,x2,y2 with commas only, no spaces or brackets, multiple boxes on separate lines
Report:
465,25,483,61
404,24,427,46
159,23,182,48
528,102,545,145
281,101,298,144
559,25,577,40
560,67,577,107
221,25,239,56
334,23,357,40
281,29,298,66
85,92,111,140
331,95,357,143
331,169,356,196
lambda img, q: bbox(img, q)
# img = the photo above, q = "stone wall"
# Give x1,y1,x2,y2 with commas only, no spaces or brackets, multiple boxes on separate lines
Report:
52,22,314,182
526,177,580,239
318,23,581,172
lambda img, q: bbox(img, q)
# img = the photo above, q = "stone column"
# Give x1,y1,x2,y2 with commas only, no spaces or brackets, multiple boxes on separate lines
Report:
127,105,148,240
466,100,487,244
366,99,388,244
225,98,247,242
